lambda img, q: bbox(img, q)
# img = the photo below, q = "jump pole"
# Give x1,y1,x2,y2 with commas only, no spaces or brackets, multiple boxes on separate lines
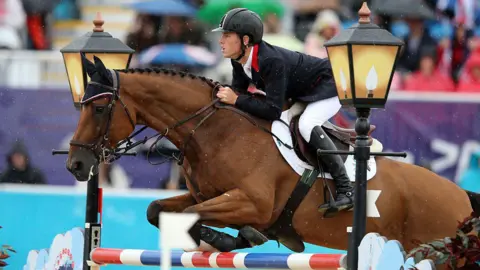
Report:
89,248,346,269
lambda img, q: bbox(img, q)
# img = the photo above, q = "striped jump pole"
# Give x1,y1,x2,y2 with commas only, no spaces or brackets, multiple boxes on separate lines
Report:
90,248,346,269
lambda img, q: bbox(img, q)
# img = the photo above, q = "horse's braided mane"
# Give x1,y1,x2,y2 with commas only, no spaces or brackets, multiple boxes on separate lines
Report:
116,67,220,88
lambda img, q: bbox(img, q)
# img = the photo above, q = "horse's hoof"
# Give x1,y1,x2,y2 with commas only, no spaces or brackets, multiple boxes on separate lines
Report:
239,226,268,246
278,237,305,253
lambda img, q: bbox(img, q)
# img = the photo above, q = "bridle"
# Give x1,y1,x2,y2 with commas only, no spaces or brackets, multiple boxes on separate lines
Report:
69,70,136,163
69,69,226,166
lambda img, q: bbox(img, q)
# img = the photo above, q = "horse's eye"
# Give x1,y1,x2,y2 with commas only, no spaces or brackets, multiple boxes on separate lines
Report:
95,106,105,114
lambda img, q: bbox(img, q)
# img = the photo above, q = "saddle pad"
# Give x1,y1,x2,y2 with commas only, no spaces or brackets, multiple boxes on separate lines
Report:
271,109,380,181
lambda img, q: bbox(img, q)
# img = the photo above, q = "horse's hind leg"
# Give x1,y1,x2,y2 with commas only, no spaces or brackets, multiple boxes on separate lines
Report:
146,192,197,227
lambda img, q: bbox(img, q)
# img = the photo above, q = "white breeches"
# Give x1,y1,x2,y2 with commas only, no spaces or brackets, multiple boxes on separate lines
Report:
298,96,342,143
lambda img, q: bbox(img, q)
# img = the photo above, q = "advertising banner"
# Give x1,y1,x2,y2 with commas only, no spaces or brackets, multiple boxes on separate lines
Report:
334,99,480,182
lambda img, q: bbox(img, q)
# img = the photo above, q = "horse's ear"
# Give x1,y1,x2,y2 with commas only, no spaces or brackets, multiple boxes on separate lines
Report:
93,56,113,83
81,53,96,78
93,56,107,74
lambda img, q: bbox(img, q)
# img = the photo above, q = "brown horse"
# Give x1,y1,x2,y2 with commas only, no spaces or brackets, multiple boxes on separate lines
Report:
67,56,479,261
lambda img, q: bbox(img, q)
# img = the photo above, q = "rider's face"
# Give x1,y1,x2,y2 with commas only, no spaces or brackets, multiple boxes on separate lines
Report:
219,32,241,59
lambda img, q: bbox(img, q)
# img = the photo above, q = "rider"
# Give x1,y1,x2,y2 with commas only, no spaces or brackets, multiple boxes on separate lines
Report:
213,8,355,213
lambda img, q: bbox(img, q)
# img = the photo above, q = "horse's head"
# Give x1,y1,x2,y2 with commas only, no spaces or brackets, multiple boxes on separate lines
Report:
66,55,136,181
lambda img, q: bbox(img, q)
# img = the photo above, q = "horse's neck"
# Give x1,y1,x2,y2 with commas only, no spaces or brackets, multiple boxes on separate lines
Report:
122,72,228,160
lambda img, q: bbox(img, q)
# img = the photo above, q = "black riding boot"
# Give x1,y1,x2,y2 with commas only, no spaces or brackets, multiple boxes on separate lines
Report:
309,126,354,216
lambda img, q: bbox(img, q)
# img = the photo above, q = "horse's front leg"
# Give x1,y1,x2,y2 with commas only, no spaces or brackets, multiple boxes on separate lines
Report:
184,188,273,225
184,188,271,251
146,192,243,252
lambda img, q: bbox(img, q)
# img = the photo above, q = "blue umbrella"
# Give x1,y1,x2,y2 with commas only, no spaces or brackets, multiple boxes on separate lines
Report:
126,0,197,16
138,44,218,67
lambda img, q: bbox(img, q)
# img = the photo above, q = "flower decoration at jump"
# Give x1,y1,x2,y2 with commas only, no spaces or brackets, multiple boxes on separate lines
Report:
0,226,15,267
407,212,480,270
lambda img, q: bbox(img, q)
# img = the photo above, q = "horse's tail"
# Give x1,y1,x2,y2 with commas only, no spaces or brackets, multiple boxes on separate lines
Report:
466,190,480,216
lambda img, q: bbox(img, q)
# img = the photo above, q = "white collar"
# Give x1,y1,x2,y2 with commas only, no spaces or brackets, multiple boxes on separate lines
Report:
242,47,254,69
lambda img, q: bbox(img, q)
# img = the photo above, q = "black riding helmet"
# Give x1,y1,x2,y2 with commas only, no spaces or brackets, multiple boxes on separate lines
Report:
212,8,264,60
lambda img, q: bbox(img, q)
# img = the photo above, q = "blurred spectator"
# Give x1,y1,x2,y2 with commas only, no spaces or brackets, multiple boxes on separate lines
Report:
290,0,339,14
0,140,46,185
158,15,207,48
437,22,474,82
304,9,340,58
153,15,209,72
396,18,437,73
454,0,476,31
288,0,339,41
0,0,26,49
457,50,480,92
21,0,58,50
264,12,282,34
403,47,455,91
125,14,162,53
390,71,405,91
262,12,304,51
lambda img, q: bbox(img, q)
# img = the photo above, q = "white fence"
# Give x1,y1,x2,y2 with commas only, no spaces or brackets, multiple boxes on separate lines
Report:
0,50,68,89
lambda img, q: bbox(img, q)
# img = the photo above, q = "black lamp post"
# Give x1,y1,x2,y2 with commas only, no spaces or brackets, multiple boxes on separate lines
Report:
55,13,134,270
322,2,406,270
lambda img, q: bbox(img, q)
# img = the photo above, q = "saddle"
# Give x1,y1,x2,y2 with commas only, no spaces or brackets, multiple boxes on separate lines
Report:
289,115,376,167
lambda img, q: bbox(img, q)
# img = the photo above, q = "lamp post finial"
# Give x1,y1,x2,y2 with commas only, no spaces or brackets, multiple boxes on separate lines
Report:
358,2,371,24
93,12,104,32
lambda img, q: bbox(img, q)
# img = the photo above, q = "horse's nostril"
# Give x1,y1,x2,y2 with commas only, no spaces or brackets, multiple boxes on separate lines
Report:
73,161,83,171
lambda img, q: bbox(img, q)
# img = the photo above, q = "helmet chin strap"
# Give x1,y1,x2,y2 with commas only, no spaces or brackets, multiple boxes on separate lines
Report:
234,42,247,62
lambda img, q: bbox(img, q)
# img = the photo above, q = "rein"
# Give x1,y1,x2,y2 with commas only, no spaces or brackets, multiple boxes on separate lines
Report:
146,84,293,164
146,88,222,166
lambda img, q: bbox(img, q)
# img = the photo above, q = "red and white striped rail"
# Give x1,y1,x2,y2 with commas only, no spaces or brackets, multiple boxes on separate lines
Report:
90,248,346,269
